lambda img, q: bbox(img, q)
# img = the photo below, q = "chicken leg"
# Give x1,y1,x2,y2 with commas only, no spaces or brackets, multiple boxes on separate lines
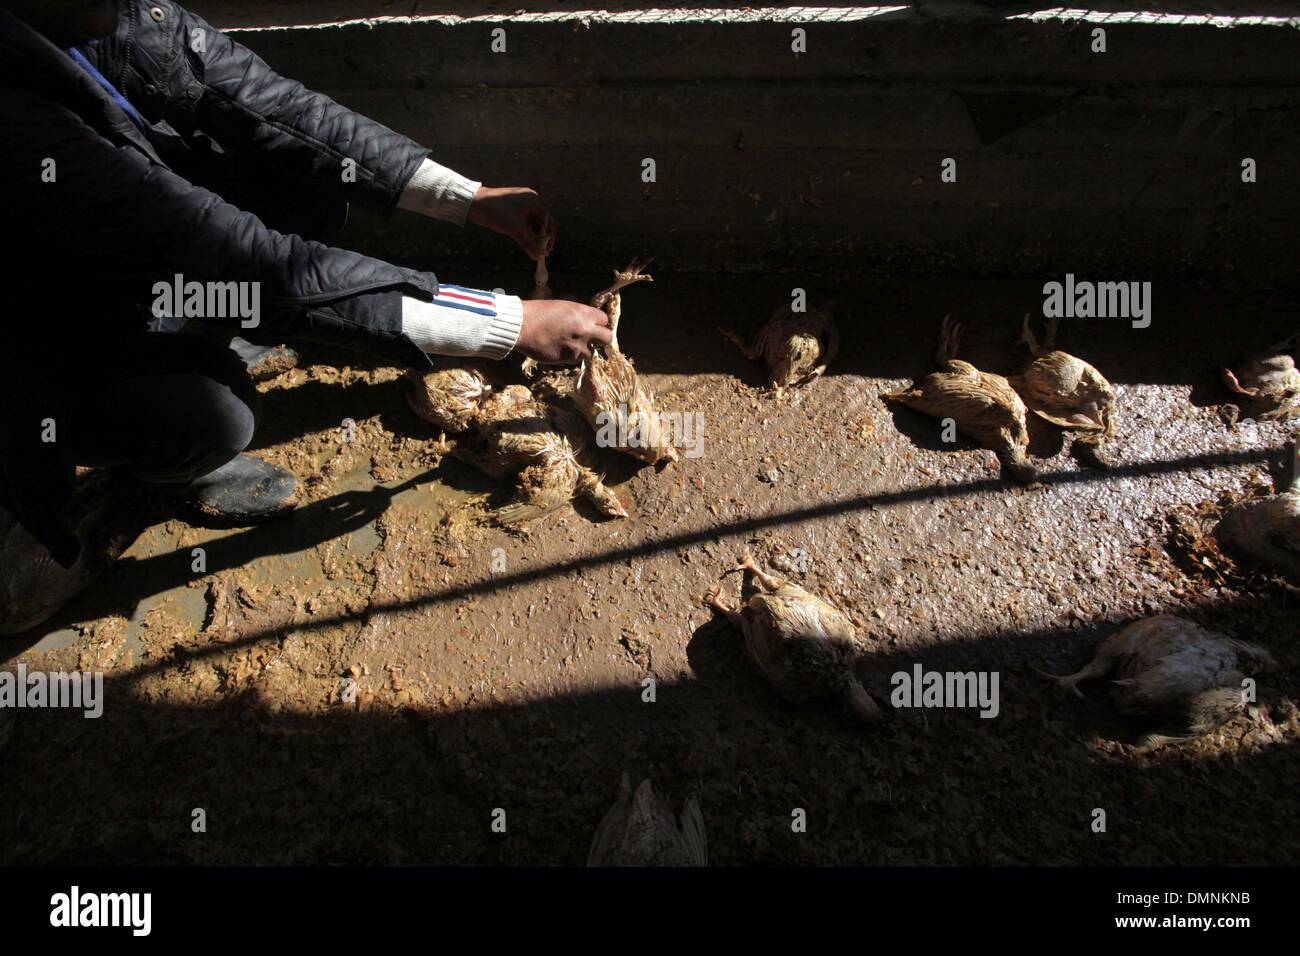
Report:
1036,641,1127,698
936,315,963,365
590,259,654,351
1019,313,1060,357
728,551,786,592
702,585,745,628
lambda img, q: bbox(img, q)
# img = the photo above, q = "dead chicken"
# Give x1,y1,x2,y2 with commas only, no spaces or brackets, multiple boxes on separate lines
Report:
531,210,556,300
1220,330,1299,423
1039,615,1277,750
445,386,627,525
572,260,679,465
454,385,561,478
1010,314,1117,469
704,552,881,723
517,253,548,385
1214,441,1300,583
723,303,839,393
494,407,629,526
883,316,1038,484
406,366,495,433
473,383,537,441
533,253,551,301
587,773,707,867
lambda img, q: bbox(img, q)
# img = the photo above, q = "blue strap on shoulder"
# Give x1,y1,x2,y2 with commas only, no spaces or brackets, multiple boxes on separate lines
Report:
66,45,151,133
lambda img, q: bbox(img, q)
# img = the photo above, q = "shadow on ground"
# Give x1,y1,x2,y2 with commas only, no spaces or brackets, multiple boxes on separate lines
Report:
1,580,1296,866
8,443,1283,659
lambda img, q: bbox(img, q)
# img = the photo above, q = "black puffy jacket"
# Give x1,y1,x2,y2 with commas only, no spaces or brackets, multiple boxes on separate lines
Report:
0,1,442,567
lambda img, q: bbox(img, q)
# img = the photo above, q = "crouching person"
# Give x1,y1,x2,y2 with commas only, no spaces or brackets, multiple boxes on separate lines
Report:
0,0,611,633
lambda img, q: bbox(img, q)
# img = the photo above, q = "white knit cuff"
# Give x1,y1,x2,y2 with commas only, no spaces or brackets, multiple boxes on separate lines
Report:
397,158,481,226
402,286,523,360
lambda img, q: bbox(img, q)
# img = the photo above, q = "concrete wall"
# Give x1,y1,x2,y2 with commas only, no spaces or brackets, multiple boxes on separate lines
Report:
189,4,1300,289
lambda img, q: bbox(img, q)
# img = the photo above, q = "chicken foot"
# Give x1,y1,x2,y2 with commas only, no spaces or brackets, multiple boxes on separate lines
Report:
725,551,786,592
1019,312,1060,356
589,258,653,350
702,585,745,628
1035,649,1121,699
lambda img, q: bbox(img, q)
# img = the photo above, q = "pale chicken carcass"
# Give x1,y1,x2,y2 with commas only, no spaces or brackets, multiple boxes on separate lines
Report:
1220,330,1299,423
587,774,707,867
1039,615,1277,750
1010,314,1117,469
405,366,496,434
472,384,538,451
457,385,563,477
704,552,881,723
445,387,626,525
492,406,628,526
883,316,1038,484
723,304,839,393
519,218,556,379
572,260,679,466
531,210,556,300
533,253,551,301
1214,441,1300,583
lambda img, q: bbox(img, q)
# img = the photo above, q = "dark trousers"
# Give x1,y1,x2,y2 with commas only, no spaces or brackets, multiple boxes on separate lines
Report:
59,332,261,485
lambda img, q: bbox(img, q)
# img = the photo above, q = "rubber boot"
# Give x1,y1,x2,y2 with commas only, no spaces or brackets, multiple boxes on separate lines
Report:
161,453,300,523
228,336,299,382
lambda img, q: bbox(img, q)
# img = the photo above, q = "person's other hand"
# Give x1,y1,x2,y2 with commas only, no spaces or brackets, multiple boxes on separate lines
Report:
467,186,556,260
517,300,611,364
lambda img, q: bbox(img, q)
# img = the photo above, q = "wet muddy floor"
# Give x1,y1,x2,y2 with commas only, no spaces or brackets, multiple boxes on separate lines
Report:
2,273,1297,865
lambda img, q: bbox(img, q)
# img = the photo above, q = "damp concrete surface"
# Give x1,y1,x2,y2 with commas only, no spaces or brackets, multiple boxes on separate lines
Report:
1,273,1297,865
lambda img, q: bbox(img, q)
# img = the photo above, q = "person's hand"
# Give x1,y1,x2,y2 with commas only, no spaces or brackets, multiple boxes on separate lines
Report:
517,300,611,364
467,186,556,260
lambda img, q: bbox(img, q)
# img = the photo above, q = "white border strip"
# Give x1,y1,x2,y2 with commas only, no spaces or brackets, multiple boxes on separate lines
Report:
1008,8,1300,27
227,6,912,32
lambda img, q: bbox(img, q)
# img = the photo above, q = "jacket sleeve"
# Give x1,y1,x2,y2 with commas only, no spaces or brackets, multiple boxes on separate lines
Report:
0,88,433,367
146,1,431,219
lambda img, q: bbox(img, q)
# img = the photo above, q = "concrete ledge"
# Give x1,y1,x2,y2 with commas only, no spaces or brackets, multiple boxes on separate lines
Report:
194,3,1300,32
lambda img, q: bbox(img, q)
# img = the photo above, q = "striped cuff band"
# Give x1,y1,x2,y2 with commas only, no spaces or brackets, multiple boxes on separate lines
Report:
402,285,523,360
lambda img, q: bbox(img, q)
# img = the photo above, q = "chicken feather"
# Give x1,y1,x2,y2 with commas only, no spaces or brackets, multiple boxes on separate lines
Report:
883,317,1037,484
572,260,678,465
430,383,626,524
705,552,880,723
587,774,707,867
724,304,839,393
1039,615,1276,749
1009,314,1117,468
1221,329,1299,421
1214,441,1300,583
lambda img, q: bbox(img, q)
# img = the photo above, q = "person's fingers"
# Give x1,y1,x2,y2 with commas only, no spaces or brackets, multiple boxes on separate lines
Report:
587,323,614,347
